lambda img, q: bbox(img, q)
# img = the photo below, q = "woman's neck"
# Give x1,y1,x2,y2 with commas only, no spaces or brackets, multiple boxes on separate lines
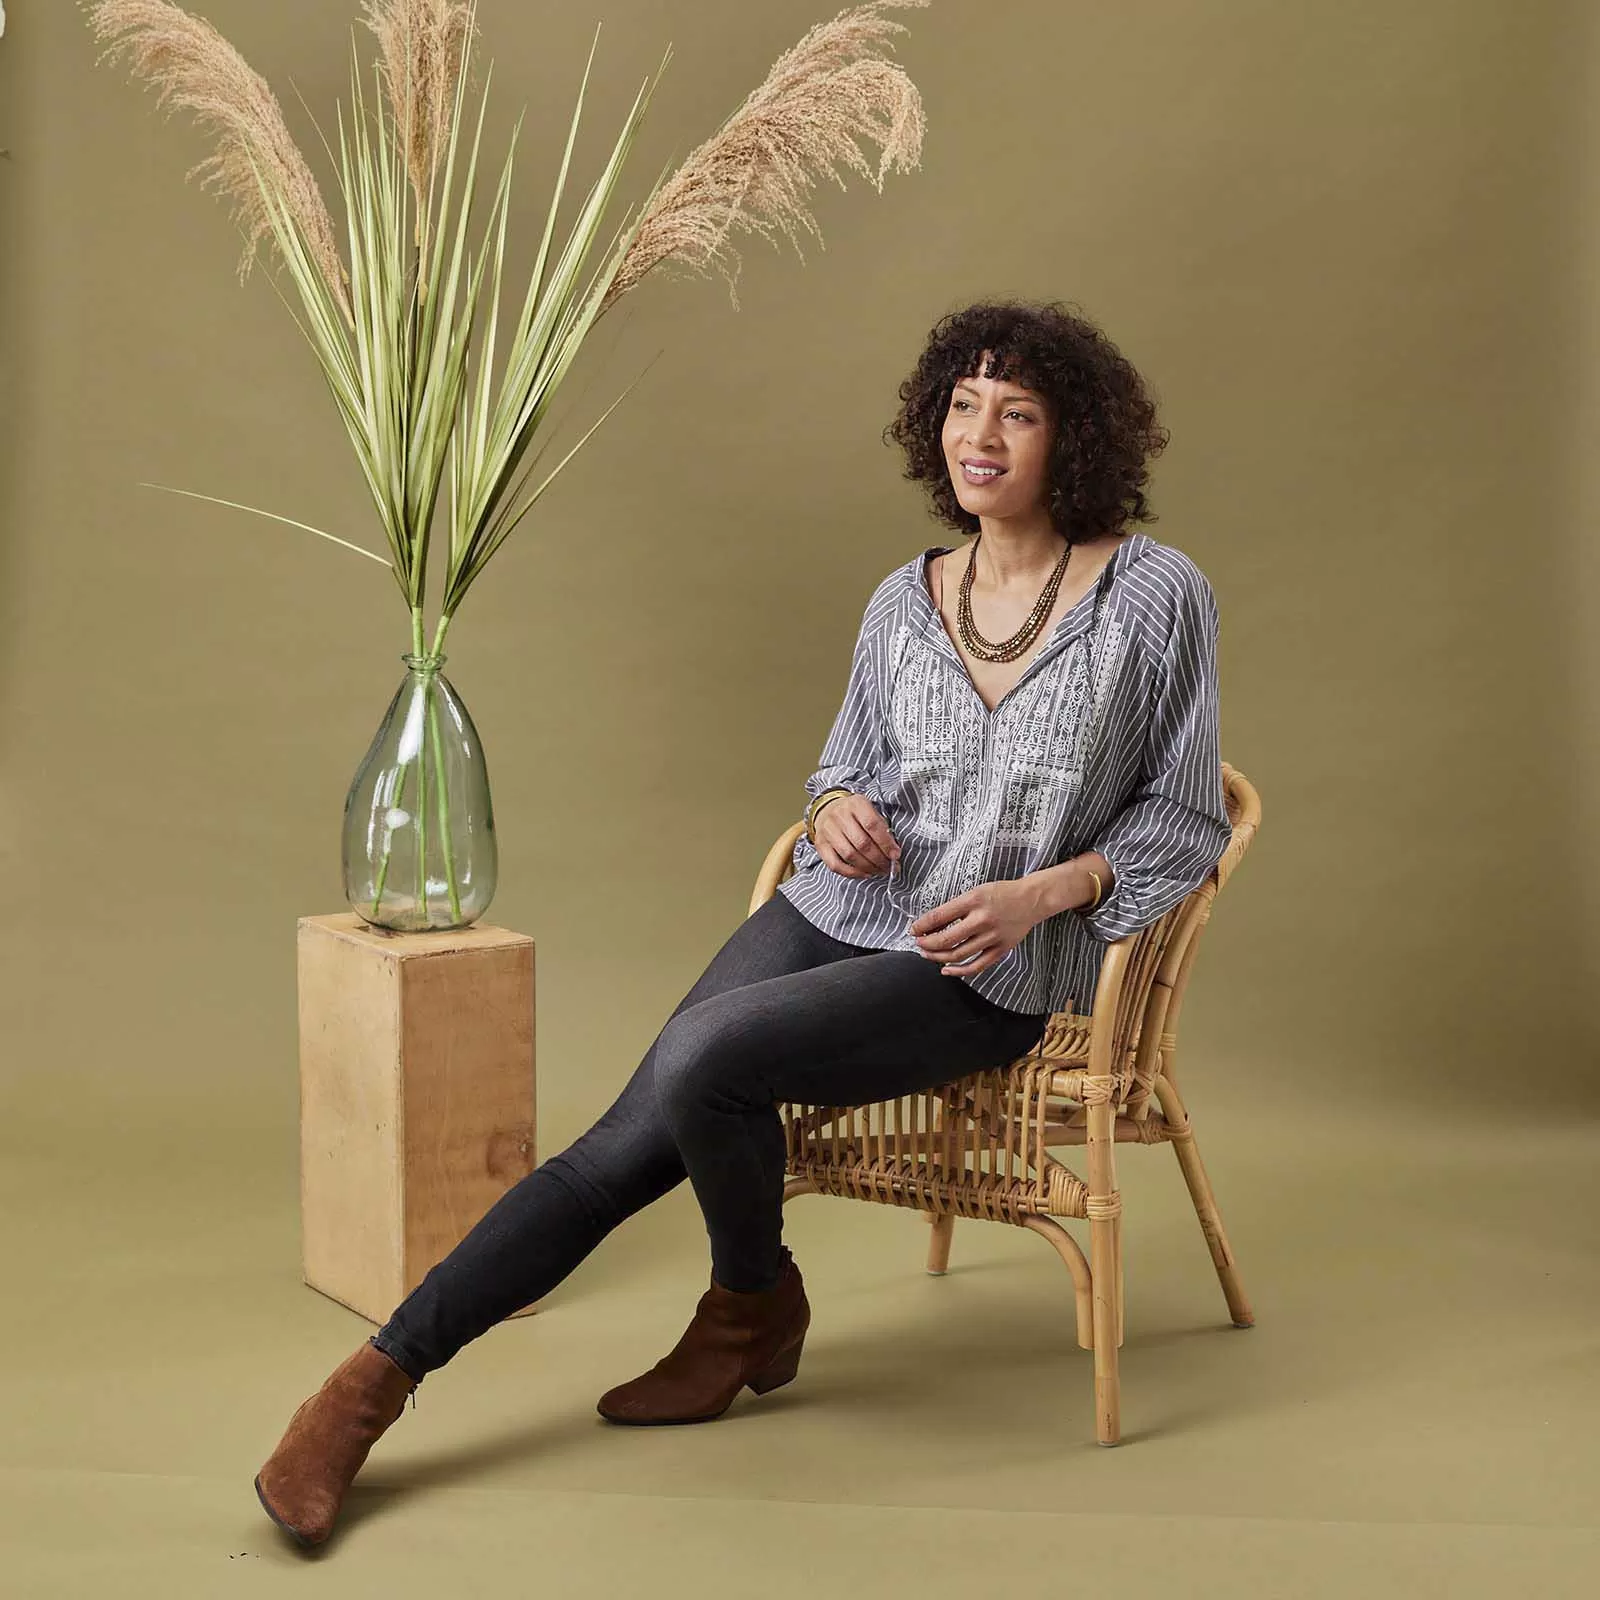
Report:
968,522,1118,592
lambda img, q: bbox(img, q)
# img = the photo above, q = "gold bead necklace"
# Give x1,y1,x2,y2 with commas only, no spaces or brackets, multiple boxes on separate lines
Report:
956,530,1075,663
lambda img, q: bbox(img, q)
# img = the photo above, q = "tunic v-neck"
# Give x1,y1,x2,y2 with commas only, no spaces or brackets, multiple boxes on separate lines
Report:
917,539,1129,722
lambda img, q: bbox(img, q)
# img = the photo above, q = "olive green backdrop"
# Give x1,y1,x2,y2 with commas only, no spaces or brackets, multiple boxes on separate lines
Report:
4,3,1600,1592
0,0,1593,1150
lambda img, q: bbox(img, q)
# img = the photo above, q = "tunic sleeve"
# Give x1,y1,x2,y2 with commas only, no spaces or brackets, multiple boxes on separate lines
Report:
1078,567,1232,942
801,589,888,815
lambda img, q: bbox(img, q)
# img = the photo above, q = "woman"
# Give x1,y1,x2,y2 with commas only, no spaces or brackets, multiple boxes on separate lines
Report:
254,298,1233,1549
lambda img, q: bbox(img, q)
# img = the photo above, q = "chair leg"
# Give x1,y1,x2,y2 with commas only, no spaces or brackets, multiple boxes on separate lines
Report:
1020,1217,1095,1349
1089,1226,1120,1442
1113,1212,1125,1348
1086,1097,1121,1446
1154,1075,1253,1328
925,1209,956,1274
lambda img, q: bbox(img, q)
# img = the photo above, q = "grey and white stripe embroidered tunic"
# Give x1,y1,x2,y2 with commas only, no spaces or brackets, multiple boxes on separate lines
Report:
776,531,1232,1019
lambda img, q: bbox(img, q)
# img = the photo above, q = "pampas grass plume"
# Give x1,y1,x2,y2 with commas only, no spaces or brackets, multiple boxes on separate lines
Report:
83,0,353,320
601,0,931,315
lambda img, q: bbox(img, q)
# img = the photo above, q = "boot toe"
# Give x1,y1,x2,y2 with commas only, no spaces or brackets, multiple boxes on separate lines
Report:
254,1470,332,1548
595,1391,640,1424
597,1392,725,1426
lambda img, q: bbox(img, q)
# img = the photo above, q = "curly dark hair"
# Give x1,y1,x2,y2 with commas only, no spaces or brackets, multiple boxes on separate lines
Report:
883,299,1169,542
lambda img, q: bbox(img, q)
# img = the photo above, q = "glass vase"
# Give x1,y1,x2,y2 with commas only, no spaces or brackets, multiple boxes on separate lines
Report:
341,651,497,931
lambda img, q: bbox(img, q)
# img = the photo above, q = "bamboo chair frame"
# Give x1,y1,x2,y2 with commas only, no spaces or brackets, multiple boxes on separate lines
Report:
750,762,1260,1446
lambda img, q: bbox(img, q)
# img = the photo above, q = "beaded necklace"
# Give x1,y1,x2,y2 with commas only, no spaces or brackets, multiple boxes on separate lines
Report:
955,529,1075,663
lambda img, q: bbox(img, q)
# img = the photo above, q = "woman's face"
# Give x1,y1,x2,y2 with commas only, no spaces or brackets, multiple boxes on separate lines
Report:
940,351,1055,522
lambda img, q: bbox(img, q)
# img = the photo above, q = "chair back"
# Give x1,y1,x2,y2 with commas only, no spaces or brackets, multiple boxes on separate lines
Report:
1100,762,1260,1121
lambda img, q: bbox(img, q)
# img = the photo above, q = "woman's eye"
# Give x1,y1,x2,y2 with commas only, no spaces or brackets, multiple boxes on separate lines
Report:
951,399,1032,421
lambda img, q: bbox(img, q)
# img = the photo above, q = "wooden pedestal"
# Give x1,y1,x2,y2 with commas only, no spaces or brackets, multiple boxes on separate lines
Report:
296,913,538,1325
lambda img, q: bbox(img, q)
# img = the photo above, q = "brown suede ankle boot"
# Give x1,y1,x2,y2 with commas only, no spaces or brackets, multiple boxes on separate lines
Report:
597,1245,809,1426
254,1340,419,1549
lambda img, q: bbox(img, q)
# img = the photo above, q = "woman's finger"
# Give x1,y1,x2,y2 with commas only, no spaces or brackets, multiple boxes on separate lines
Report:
841,814,891,871
825,833,868,877
828,810,890,872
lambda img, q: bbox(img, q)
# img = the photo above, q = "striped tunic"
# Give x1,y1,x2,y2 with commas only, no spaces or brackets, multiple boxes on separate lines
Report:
776,530,1231,1019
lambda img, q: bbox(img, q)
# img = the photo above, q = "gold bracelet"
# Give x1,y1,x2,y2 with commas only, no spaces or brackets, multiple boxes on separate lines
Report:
1083,869,1103,910
804,788,853,846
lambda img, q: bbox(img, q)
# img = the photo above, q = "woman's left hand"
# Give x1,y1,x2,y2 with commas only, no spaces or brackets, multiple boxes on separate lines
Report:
907,879,1038,977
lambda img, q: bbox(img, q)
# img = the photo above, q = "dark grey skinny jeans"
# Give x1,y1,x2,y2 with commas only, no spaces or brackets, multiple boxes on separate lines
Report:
370,888,1049,1384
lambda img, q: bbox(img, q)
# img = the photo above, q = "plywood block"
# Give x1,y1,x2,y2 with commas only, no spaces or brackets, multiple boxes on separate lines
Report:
296,913,537,1325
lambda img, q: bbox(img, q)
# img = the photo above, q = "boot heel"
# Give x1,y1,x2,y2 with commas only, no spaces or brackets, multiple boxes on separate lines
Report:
746,1333,805,1395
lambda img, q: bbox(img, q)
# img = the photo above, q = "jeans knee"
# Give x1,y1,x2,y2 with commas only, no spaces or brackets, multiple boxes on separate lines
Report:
542,1109,687,1226
538,1150,624,1229
651,1011,745,1126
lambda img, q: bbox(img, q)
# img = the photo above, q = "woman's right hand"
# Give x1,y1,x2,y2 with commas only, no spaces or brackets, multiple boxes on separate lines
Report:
814,793,901,878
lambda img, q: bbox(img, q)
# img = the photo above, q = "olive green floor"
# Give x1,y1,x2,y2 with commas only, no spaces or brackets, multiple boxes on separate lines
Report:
2,1065,1595,1597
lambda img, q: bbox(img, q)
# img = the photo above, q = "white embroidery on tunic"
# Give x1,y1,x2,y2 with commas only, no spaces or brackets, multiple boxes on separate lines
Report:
885,604,1128,923
994,656,1086,846
888,633,981,843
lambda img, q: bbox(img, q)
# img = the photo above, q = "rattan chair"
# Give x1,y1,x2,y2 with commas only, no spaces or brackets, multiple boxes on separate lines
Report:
751,761,1260,1446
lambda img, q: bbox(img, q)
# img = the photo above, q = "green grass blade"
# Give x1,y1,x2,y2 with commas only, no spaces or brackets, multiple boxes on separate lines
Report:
139,483,394,567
